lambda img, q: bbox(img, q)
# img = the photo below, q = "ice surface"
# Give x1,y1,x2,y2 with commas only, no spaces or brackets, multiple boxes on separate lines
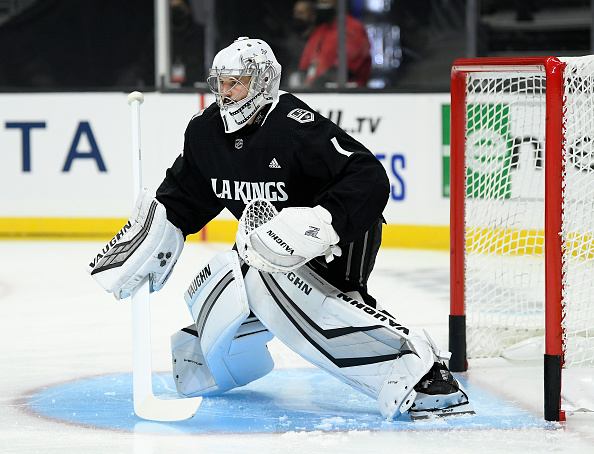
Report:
1,240,593,453
25,370,550,434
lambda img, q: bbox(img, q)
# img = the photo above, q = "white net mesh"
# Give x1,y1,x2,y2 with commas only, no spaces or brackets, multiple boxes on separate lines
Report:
238,198,278,236
464,72,547,358
560,56,594,368
462,57,594,367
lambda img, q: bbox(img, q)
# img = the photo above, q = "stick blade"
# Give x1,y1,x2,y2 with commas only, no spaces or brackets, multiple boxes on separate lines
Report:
134,393,202,421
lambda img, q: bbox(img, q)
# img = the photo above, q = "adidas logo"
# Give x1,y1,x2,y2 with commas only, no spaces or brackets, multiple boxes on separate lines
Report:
269,158,281,169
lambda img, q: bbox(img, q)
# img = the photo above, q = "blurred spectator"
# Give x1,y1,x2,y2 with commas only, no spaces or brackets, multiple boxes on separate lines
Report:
286,1,317,87
298,0,371,88
170,0,205,87
292,0,317,40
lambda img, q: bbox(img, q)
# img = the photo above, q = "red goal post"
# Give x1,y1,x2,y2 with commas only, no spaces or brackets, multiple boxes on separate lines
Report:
449,57,570,421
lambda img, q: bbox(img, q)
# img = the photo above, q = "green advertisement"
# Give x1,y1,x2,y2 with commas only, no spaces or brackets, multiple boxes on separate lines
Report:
442,103,513,199
442,105,450,197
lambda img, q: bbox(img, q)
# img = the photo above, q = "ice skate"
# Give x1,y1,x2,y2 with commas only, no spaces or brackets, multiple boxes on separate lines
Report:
408,361,475,420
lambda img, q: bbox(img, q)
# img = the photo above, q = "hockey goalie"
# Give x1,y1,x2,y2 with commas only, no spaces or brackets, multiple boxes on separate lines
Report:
87,37,473,421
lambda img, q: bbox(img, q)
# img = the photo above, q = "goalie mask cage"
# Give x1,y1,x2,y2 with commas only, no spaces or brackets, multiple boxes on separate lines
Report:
449,56,594,422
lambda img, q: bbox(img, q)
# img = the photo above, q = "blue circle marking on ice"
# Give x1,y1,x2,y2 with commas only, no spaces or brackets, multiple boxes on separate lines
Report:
25,369,554,434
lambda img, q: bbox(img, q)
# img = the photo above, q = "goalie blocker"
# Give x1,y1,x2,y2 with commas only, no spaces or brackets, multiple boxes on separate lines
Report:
173,250,474,420
87,189,184,299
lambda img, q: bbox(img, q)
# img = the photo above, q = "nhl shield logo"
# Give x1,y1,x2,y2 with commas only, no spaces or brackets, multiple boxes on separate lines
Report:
235,138,243,149
287,108,314,123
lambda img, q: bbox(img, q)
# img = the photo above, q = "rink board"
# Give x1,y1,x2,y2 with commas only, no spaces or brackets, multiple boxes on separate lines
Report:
24,369,553,434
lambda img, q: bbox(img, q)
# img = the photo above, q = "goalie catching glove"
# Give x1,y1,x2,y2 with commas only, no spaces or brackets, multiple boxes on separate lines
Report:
86,189,184,299
236,198,341,273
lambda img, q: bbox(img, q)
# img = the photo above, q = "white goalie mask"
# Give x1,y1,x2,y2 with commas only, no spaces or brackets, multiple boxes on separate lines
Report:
208,37,282,133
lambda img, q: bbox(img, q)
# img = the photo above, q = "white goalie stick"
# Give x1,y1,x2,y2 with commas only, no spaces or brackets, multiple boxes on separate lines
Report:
127,91,202,421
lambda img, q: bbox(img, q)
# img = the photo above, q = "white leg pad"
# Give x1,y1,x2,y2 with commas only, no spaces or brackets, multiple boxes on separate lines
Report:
171,328,217,396
171,319,274,397
376,333,434,419
175,251,275,396
243,266,435,419
185,251,249,359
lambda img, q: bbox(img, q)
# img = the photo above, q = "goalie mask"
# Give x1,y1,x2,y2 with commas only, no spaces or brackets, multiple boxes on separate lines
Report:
207,37,282,133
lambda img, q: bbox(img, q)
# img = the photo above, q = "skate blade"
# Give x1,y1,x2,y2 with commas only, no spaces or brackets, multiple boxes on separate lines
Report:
409,401,475,421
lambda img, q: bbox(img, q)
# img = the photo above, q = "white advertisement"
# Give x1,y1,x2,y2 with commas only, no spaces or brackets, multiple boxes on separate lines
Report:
0,91,450,227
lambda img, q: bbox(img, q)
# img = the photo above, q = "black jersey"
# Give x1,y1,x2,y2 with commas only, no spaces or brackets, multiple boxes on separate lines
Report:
156,92,390,302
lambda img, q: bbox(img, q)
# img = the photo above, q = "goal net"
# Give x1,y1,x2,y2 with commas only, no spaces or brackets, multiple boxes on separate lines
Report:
449,56,594,421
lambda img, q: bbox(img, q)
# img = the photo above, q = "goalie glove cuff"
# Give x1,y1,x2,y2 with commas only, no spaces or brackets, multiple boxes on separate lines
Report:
312,206,342,263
